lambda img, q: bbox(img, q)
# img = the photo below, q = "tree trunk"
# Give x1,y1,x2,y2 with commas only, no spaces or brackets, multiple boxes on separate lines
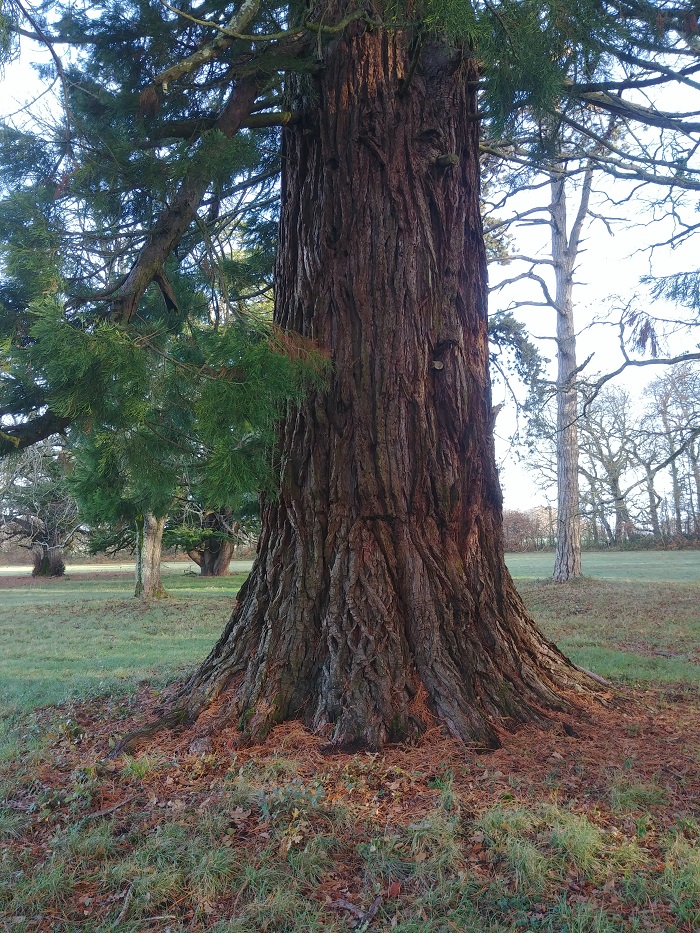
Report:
549,167,593,582
612,480,632,544
134,513,167,598
659,405,684,536
32,543,66,577
212,538,235,576
644,467,663,540
688,442,700,536
187,511,237,576
669,450,684,535
195,538,235,576
178,25,596,749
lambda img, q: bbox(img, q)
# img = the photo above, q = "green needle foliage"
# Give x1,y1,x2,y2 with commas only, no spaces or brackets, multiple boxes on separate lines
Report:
0,2,328,514
0,0,697,471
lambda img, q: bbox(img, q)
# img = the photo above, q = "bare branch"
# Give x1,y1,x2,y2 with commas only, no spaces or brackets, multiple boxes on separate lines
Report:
583,352,700,414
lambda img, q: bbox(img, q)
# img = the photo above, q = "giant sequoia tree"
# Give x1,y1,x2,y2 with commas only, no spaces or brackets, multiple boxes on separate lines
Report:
3,0,700,747
181,26,593,750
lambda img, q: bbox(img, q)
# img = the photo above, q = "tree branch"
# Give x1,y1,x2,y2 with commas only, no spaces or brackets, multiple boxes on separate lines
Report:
0,413,71,456
110,77,263,324
152,0,262,91
571,86,700,136
583,351,700,414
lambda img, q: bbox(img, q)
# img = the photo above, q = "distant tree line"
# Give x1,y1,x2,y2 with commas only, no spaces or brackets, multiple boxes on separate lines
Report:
0,435,261,580
517,364,700,550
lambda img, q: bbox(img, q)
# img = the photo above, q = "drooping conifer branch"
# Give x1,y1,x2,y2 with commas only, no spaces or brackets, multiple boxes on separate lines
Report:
149,4,369,94
110,76,266,324
108,19,316,324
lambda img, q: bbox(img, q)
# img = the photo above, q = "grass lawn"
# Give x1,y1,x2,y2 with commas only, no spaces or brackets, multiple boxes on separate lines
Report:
0,573,247,715
506,555,700,688
505,549,700,583
1,557,699,932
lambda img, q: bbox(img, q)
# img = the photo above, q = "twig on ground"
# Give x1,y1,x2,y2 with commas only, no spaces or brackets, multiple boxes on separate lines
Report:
574,663,614,687
84,795,136,822
333,898,365,919
113,884,134,927
356,895,383,930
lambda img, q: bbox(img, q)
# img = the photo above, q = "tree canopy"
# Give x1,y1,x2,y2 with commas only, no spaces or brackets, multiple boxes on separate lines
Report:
2,0,700,457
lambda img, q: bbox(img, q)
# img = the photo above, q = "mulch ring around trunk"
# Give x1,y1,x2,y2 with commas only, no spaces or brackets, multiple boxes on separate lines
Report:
2,684,699,931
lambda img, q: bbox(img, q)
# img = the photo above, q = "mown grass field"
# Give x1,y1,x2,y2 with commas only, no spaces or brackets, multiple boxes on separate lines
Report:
507,550,700,583
508,552,700,687
0,554,698,932
0,572,248,715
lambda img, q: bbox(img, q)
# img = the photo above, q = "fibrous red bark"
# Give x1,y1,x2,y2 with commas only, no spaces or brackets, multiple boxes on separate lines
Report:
178,24,598,749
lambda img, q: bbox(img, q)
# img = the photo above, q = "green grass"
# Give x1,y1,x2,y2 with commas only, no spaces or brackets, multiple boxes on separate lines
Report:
0,573,246,715
610,777,668,813
2,555,699,716
1,720,698,931
508,568,700,686
2,553,696,717
6,776,685,931
1,557,699,930
506,549,700,583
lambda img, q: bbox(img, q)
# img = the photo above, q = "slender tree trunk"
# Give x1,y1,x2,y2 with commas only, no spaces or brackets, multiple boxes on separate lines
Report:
644,467,662,539
669,451,684,535
659,406,684,535
134,513,167,598
675,374,700,536
547,505,556,547
600,511,615,546
550,167,593,582
611,478,631,544
688,443,700,535
178,23,597,749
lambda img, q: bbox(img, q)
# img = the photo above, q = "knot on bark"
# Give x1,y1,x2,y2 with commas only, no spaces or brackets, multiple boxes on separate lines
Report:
434,152,459,168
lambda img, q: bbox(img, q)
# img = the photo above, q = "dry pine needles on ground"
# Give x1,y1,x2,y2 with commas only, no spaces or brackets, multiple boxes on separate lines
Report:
2,681,699,932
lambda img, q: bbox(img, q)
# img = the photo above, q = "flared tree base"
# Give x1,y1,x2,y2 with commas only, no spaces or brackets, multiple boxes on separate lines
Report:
173,513,599,751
